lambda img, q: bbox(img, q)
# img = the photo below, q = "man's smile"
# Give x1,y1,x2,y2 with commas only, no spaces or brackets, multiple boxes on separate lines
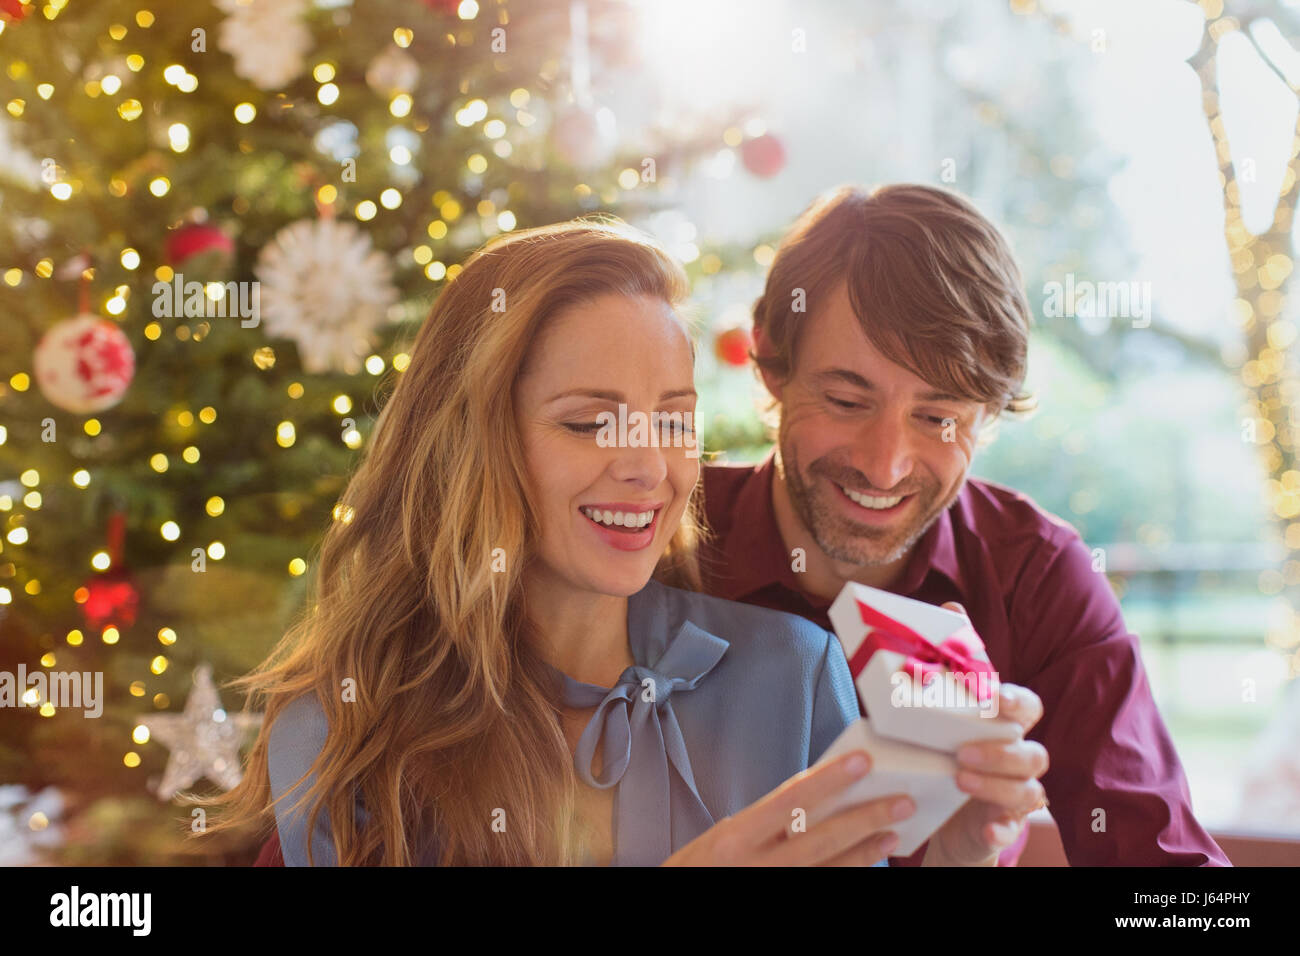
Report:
831,479,915,524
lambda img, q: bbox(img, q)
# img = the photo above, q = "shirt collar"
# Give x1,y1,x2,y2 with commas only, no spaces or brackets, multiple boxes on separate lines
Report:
542,579,727,866
708,448,798,602
542,579,731,696
711,447,966,601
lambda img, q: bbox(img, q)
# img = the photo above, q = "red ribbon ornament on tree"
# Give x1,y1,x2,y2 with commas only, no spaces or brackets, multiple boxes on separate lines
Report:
82,511,139,632
0,0,30,23
845,600,996,702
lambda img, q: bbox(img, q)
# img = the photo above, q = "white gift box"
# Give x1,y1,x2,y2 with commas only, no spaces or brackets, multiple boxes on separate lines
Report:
809,582,1021,858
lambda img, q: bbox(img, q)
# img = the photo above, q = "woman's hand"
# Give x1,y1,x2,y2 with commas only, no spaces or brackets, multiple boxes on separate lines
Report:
661,750,915,866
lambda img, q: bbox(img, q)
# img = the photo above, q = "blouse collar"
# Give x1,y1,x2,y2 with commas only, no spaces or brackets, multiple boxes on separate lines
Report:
545,579,729,865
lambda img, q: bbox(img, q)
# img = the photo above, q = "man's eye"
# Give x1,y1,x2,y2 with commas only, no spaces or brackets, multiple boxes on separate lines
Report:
827,395,863,410
919,414,953,427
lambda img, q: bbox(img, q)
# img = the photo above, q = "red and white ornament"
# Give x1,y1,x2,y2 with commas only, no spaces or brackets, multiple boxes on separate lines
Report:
553,104,618,170
741,133,786,179
165,222,235,271
33,314,135,414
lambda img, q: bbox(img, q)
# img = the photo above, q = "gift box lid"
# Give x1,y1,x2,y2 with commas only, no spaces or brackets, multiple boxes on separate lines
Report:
828,582,1021,752
829,581,972,657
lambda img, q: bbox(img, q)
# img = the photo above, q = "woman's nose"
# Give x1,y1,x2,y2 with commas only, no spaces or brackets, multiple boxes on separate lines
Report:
608,442,670,489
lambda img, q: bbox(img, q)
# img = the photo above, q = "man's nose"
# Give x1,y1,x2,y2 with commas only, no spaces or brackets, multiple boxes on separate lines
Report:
854,414,914,491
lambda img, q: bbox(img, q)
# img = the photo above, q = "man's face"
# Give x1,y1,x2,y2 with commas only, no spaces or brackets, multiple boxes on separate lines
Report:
769,281,986,569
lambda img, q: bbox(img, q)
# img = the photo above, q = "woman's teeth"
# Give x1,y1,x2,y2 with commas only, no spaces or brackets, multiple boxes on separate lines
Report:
839,484,904,510
582,507,655,529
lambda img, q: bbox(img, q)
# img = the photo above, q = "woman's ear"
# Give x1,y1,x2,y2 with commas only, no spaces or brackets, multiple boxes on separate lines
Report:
751,322,786,403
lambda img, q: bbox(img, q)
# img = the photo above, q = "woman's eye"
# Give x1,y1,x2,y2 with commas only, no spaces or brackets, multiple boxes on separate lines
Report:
562,422,604,434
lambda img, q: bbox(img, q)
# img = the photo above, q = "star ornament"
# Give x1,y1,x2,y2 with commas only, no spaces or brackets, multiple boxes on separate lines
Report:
140,664,262,801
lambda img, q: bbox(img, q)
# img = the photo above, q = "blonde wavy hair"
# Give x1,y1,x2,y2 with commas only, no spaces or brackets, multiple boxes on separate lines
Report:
200,220,702,865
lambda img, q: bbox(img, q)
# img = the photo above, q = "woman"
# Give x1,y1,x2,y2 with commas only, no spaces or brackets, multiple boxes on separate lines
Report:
203,220,918,866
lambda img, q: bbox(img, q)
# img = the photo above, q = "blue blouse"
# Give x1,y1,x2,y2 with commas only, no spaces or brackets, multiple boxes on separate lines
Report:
267,578,884,866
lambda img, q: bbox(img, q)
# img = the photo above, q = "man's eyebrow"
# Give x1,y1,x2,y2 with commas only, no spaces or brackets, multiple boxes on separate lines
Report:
917,388,965,403
812,368,965,403
812,368,877,391
544,387,697,404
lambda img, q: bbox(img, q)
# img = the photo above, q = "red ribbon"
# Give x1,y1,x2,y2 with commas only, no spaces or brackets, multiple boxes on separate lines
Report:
845,600,996,702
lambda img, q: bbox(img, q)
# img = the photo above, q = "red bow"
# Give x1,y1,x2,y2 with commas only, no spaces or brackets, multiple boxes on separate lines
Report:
845,600,996,702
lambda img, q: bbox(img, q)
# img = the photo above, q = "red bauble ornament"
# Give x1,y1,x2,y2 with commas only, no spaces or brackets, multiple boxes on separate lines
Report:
552,104,618,170
82,572,140,632
0,0,29,22
741,133,787,179
421,0,460,14
714,326,753,367
81,513,138,632
165,222,235,271
33,315,135,414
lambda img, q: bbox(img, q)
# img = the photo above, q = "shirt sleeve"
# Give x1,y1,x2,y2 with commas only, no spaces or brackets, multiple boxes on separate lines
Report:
267,692,339,867
809,625,889,867
1011,528,1230,866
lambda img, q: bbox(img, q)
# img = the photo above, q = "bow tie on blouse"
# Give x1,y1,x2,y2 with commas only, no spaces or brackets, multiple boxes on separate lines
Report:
553,620,729,866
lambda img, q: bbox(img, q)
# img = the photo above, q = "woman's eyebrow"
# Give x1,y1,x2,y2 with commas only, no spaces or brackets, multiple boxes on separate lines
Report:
544,387,697,403
544,388,624,404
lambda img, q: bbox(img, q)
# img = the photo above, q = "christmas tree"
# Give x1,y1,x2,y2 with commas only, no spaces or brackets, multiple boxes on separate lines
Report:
0,0,738,864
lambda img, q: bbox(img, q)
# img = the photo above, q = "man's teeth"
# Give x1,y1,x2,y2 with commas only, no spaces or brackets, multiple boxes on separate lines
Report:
582,507,655,529
839,484,904,510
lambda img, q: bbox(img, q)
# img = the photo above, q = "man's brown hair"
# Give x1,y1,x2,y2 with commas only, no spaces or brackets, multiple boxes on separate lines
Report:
752,183,1035,417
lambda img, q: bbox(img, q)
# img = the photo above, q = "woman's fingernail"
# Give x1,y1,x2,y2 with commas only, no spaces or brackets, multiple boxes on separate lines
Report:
957,746,982,766
957,770,981,791
891,798,915,821
846,753,870,776
880,833,900,854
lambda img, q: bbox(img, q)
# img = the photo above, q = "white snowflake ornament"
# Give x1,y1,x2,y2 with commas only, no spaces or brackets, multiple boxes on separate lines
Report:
254,217,399,374
366,46,420,96
215,0,312,91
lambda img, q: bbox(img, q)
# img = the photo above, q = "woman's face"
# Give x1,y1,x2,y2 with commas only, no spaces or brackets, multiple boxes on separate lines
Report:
515,292,699,599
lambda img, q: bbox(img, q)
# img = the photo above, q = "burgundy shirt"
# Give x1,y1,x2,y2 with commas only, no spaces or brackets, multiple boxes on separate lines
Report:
697,450,1230,867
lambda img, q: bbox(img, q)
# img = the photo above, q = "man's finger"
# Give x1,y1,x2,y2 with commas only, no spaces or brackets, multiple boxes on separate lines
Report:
955,771,1047,817
997,683,1043,733
956,738,1049,780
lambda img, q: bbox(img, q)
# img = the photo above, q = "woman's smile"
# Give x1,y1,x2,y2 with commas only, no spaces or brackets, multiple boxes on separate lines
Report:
579,501,664,551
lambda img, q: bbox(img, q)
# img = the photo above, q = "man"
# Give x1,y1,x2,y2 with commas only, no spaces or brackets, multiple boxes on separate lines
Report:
699,183,1230,866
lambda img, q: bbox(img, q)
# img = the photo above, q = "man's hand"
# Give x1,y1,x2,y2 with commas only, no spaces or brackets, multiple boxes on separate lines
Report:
924,603,1049,867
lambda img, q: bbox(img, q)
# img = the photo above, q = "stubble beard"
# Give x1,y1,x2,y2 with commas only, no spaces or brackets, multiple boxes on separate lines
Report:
779,440,951,569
